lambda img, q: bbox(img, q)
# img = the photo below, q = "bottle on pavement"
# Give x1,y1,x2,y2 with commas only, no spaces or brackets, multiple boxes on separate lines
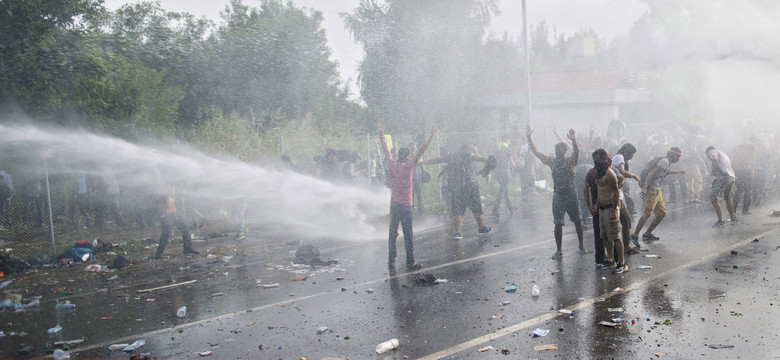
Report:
375,338,400,354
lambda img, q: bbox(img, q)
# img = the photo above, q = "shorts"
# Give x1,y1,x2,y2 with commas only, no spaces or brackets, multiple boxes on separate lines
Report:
598,206,621,243
642,189,667,218
552,191,581,225
450,180,483,216
710,177,735,202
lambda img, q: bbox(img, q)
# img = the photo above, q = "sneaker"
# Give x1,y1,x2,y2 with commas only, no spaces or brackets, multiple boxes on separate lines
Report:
642,233,660,241
579,247,591,254
183,248,200,255
613,264,629,274
599,262,617,270
729,218,739,223
478,226,492,234
406,262,423,270
714,220,726,227
453,233,463,240
551,251,563,260
625,247,640,255
631,234,641,249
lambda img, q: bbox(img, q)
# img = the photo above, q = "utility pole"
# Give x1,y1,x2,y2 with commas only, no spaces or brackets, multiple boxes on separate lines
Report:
522,0,533,127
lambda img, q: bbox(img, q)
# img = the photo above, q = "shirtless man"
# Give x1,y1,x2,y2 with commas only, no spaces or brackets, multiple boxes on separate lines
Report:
590,151,628,274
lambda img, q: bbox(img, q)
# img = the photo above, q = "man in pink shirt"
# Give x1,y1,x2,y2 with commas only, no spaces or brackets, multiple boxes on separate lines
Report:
379,127,436,270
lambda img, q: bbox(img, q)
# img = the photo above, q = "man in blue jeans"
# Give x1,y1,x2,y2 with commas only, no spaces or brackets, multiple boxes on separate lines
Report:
379,127,435,270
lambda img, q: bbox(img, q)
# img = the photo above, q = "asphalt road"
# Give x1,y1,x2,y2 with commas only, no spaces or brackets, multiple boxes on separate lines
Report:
10,195,780,359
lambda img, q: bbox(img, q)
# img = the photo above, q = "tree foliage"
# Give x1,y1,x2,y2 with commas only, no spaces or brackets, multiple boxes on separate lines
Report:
1,0,361,141
343,0,499,133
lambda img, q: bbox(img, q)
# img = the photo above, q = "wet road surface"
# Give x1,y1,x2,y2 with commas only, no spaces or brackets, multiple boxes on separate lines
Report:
6,197,780,359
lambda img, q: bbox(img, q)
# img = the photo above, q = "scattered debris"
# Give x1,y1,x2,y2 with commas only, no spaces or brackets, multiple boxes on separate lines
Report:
531,328,550,337
607,308,623,312
477,345,493,352
198,350,213,356
411,273,437,285
137,280,197,293
262,284,280,289
504,284,517,293
707,344,734,349
599,321,620,327
558,309,574,316
533,344,558,351
316,326,328,334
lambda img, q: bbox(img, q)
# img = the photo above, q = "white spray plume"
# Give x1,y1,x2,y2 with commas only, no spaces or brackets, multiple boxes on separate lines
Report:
0,123,391,241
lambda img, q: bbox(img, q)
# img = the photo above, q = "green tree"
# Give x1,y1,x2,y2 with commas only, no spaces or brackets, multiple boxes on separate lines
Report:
343,0,499,133
184,0,355,132
0,0,104,114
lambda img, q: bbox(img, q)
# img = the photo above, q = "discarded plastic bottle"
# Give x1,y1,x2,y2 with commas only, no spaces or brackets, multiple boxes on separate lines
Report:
55,302,76,312
531,284,540,297
23,299,40,308
107,343,130,351
47,325,63,335
375,338,400,354
52,349,71,360
636,265,653,269
176,306,187,318
122,339,145,352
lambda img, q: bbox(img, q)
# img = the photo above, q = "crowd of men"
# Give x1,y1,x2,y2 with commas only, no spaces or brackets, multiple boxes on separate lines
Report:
375,120,777,273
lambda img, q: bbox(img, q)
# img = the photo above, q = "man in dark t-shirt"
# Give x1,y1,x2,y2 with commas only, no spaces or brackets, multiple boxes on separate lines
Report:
526,126,587,259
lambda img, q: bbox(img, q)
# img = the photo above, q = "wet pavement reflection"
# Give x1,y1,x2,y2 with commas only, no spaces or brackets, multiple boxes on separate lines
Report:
1,199,779,359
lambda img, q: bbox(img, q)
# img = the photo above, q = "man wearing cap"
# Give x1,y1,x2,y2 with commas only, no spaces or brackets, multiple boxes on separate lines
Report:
706,145,737,226
631,147,685,242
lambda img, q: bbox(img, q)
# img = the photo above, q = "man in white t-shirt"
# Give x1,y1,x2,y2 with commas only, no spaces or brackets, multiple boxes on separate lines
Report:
611,143,641,253
706,146,737,226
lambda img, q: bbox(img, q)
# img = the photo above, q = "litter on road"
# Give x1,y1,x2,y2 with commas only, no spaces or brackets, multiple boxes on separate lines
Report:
599,321,620,327
137,279,197,293
533,344,558,351
477,345,493,352
532,328,550,337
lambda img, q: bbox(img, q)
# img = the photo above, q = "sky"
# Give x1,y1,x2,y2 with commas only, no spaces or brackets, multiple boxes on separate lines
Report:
104,0,649,94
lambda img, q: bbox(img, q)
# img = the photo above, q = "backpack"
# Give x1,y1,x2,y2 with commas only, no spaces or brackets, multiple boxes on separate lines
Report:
638,157,665,188
446,153,472,187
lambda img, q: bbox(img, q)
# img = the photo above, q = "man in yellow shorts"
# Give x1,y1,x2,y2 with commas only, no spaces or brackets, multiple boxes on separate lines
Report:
631,147,684,243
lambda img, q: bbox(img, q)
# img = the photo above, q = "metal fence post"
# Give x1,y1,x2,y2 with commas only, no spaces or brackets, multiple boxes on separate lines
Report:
44,158,56,255
437,132,442,201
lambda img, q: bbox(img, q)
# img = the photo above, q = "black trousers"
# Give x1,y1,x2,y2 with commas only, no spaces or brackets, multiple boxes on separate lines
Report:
156,213,195,257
